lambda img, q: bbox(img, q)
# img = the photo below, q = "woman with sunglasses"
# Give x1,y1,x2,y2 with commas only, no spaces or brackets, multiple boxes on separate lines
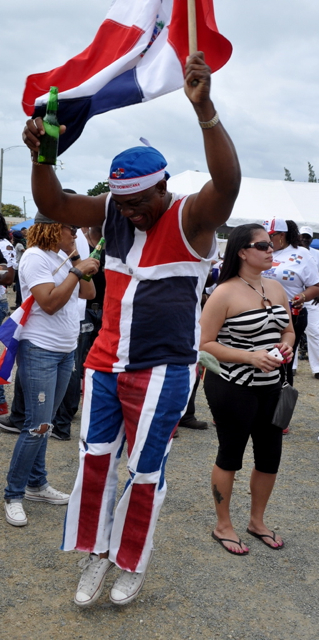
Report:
200,223,294,555
4,212,99,527
262,219,319,390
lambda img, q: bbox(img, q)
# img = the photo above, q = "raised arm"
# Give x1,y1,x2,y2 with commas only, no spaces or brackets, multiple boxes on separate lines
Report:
22,121,106,227
182,53,241,257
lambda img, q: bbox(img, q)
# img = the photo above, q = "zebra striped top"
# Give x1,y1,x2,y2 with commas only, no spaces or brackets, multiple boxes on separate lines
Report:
217,304,290,386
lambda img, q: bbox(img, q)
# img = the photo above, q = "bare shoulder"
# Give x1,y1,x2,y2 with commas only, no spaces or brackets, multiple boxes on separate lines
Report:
205,279,236,307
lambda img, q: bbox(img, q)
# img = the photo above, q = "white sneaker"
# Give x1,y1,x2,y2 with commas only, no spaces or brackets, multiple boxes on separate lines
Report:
5,501,28,527
110,552,153,606
74,554,114,607
25,485,69,504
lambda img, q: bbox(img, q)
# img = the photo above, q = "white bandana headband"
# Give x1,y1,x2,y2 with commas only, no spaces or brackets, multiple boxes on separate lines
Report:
109,168,166,195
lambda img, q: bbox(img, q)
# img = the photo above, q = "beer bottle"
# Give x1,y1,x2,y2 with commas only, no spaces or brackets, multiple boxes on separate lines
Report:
37,86,60,165
82,237,105,282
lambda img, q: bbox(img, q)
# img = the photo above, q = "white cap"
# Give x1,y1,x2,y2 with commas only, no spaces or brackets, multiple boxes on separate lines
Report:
263,219,288,234
299,226,313,237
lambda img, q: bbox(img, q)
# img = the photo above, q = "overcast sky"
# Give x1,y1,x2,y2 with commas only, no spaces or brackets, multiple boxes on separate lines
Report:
1,0,319,217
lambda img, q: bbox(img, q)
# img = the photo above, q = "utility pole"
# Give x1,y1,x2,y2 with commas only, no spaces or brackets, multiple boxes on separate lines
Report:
0,146,28,216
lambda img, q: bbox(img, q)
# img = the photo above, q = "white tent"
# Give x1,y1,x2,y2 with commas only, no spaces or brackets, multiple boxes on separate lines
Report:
167,171,319,233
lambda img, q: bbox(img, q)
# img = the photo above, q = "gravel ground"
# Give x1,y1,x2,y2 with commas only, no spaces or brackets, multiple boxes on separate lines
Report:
0,290,318,639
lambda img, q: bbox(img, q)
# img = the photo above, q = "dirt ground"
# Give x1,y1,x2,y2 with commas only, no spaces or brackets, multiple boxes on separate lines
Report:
0,287,319,640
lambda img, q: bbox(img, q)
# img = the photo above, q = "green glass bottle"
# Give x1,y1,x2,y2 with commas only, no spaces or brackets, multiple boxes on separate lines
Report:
82,237,105,281
37,86,60,165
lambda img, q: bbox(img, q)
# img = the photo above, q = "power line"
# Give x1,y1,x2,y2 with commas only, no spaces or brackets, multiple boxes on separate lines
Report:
2,189,33,194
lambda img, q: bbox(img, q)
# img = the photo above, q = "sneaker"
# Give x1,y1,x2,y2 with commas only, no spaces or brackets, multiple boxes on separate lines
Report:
5,501,28,527
0,402,9,416
110,552,153,606
74,554,114,607
179,417,208,430
51,428,71,441
25,485,69,504
0,415,22,434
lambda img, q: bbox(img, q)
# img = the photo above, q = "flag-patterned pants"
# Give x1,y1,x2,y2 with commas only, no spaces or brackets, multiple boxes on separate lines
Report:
62,363,196,573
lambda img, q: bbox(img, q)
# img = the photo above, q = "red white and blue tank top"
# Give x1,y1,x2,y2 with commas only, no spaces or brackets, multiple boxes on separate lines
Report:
85,194,216,373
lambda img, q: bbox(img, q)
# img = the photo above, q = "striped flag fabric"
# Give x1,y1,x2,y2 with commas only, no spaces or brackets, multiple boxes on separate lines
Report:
22,0,232,155
0,296,34,384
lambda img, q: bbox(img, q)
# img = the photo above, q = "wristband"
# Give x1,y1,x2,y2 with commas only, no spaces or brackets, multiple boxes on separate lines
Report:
70,254,80,262
69,267,83,280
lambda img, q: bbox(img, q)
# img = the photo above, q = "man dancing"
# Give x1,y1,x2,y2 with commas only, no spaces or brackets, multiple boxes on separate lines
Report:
22,53,241,607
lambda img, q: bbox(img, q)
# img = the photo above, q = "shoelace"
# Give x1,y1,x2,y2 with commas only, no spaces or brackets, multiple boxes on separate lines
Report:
114,571,139,589
78,554,96,570
77,556,105,594
8,503,25,516
44,487,65,497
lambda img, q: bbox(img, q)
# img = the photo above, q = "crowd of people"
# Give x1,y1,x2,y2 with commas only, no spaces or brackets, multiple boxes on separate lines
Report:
1,50,318,610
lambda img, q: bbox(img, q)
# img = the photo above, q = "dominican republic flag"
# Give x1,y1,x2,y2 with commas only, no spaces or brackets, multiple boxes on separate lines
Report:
22,0,232,155
0,296,34,384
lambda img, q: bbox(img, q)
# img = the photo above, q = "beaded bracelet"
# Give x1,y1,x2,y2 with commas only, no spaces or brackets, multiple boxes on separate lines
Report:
198,112,219,129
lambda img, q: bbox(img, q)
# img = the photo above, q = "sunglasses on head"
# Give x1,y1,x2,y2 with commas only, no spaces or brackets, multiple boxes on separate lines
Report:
244,241,274,251
62,224,78,236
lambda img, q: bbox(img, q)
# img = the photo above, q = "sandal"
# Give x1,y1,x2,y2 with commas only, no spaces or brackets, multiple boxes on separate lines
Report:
212,531,249,555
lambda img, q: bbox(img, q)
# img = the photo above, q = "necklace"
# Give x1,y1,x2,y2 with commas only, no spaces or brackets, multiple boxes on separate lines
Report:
238,276,272,306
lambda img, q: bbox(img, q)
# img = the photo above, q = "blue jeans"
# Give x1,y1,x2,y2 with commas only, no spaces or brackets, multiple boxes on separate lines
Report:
5,340,75,501
0,298,8,404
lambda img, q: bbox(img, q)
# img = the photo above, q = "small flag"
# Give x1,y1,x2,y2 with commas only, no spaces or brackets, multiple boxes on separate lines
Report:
0,296,34,384
22,0,232,154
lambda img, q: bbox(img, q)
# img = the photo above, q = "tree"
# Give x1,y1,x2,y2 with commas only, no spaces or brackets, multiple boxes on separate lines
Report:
1,203,23,217
284,168,294,181
87,181,110,196
308,162,317,183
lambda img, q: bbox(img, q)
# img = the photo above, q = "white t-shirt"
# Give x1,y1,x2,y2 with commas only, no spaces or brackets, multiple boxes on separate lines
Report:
0,238,17,297
74,228,89,321
58,228,89,322
14,242,25,264
263,244,319,300
309,246,319,269
19,247,80,352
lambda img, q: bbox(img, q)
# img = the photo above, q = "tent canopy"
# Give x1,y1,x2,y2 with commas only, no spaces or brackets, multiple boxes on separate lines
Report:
11,218,34,230
167,172,319,234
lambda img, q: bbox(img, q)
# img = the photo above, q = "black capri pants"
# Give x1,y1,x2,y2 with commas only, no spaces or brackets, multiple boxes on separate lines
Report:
204,371,283,474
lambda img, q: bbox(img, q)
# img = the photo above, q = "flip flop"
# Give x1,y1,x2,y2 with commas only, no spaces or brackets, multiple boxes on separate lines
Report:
246,528,284,550
212,531,249,555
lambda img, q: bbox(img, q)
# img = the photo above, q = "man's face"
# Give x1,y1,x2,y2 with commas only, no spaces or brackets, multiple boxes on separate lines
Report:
300,233,312,249
112,183,165,231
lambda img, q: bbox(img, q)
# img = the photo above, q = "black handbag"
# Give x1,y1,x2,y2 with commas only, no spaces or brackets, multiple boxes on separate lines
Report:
272,368,298,430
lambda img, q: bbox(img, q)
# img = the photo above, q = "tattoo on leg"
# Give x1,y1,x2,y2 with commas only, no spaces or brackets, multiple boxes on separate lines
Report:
213,484,224,504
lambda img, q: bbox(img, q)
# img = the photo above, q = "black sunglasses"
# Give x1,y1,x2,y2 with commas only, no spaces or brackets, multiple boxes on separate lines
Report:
62,224,78,236
244,241,274,251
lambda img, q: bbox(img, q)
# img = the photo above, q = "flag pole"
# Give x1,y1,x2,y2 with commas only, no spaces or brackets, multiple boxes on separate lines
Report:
187,0,198,54
187,0,199,86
